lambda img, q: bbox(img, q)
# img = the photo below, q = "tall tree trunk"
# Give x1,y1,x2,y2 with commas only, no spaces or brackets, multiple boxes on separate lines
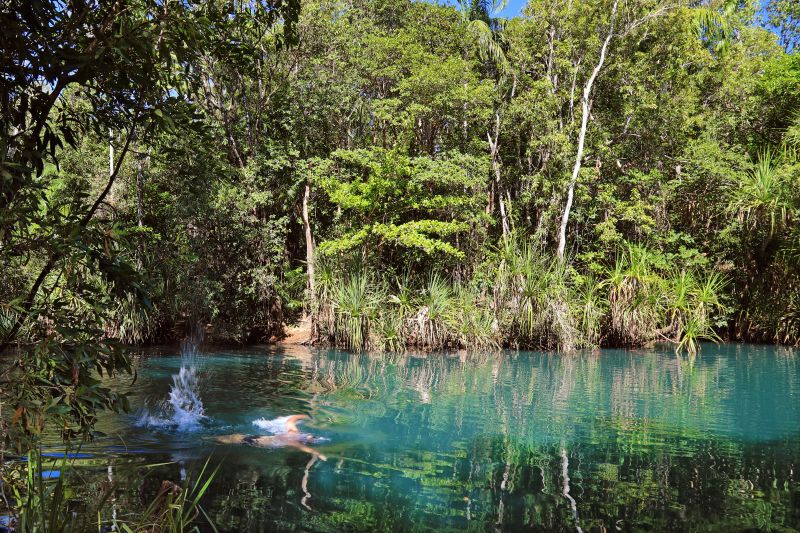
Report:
136,156,145,230
109,128,115,177
463,45,470,146
488,113,510,238
302,182,315,302
108,128,117,205
556,0,619,261
135,148,147,268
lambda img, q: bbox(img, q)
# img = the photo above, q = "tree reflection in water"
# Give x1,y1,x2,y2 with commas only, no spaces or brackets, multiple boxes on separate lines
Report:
57,345,800,530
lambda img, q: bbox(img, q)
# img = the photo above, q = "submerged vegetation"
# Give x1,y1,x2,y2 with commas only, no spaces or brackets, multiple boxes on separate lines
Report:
8,345,800,531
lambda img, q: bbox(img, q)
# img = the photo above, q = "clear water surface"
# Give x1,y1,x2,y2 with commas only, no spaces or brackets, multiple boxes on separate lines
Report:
52,344,800,531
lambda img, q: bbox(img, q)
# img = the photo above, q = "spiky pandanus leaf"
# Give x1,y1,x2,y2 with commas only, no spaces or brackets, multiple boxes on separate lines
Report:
331,271,383,351
728,149,793,235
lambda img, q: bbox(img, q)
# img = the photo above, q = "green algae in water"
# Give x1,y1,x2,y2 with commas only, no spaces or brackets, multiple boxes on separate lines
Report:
60,344,800,530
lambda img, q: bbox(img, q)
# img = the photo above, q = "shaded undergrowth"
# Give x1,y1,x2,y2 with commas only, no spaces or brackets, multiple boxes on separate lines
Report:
0,447,218,533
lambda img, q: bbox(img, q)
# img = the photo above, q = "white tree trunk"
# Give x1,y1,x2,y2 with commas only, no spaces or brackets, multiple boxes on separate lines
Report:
136,150,145,268
109,128,114,177
302,182,315,298
556,0,619,261
488,113,510,237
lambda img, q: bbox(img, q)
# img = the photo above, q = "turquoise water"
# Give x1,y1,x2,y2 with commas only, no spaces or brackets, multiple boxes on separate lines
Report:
71,344,800,530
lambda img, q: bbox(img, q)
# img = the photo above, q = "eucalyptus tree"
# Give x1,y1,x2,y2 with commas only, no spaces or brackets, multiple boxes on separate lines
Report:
556,0,621,260
554,0,682,260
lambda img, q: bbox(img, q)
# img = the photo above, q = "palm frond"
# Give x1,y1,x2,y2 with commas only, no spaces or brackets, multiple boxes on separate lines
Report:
692,0,738,53
728,149,792,234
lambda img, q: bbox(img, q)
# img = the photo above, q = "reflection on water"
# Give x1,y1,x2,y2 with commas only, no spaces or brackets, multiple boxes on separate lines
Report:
57,344,800,530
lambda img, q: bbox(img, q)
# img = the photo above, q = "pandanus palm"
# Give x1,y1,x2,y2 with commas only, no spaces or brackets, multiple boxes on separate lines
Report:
603,244,661,346
728,150,793,237
417,273,453,349
333,272,382,351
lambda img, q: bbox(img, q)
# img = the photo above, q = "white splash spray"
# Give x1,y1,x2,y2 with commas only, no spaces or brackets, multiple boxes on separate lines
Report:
252,416,293,434
136,329,207,431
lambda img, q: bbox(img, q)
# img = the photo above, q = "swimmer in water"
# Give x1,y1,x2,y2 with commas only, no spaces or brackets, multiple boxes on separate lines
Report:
213,414,327,460
284,414,308,433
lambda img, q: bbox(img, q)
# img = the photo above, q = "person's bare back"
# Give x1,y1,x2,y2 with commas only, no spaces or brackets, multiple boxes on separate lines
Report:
212,415,326,460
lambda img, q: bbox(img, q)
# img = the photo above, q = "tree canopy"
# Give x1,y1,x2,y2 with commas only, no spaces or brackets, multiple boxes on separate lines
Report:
1,0,799,445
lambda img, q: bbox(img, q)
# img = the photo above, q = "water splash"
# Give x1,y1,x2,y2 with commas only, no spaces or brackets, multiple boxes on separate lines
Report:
165,364,206,430
136,329,207,431
251,416,329,441
252,416,293,434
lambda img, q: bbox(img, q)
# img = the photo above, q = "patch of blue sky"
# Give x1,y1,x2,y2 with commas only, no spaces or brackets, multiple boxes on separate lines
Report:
428,0,783,44
429,0,524,18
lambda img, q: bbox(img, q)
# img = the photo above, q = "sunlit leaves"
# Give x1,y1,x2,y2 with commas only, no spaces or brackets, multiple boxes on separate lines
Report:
312,148,486,262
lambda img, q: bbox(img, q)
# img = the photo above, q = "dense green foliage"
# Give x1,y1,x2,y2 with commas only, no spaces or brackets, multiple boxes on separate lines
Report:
0,1,302,519
1,0,799,486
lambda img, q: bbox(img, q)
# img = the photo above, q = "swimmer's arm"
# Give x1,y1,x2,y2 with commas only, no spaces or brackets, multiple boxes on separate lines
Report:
284,414,310,433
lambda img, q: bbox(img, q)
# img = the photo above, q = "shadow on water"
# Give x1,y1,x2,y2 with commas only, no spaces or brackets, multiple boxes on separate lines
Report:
41,343,800,531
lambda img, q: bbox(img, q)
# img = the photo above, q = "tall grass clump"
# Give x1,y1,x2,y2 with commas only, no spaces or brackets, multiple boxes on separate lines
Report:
312,260,501,351
574,275,606,347
374,308,406,352
405,274,454,350
310,256,338,343
1,447,218,532
330,271,383,351
666,270,726,355
312,259,393,351
447,283,500,350
125,458,219,533
310,242,727,355
728,149,792,235
602,243,727,355
106,293,156,344
603,244,663,347
1,449,98,532
492,236,583,351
